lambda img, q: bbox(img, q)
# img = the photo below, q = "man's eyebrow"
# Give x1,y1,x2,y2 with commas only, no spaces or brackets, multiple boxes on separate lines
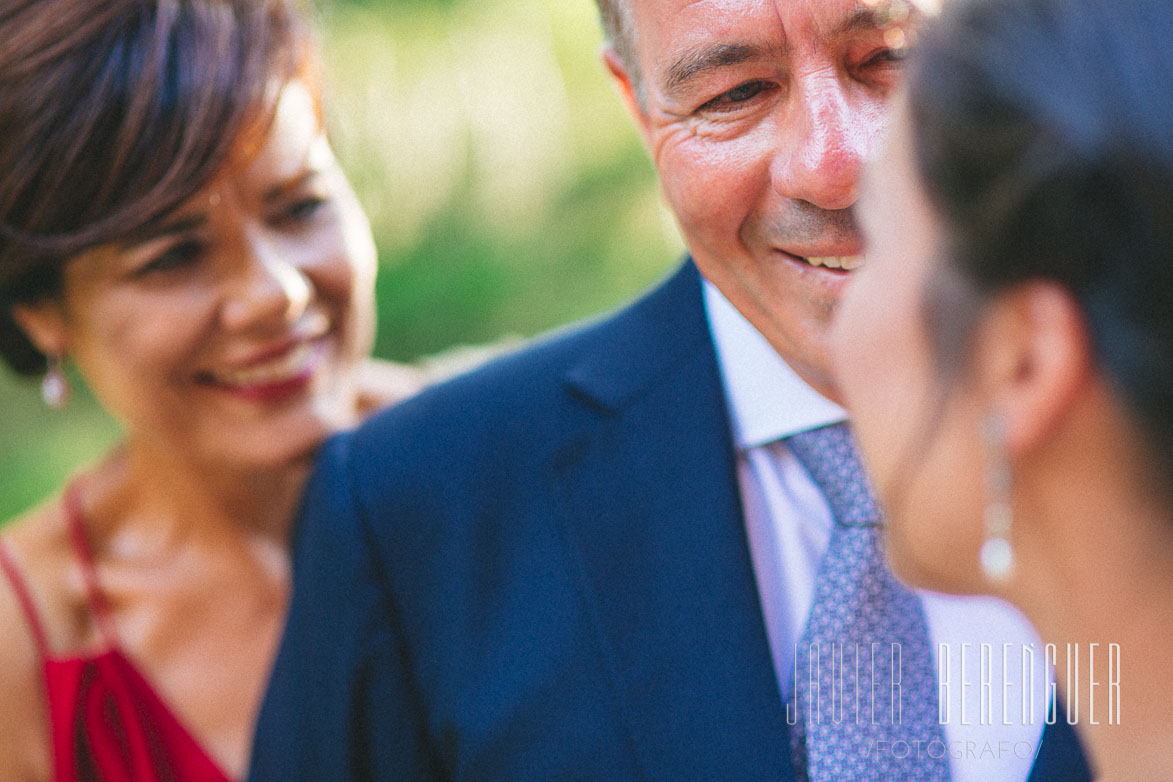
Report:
662,42,783,97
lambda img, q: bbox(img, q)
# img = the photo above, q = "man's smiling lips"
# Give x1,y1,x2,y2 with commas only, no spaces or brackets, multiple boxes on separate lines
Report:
773,248,865,272
804,254,863,270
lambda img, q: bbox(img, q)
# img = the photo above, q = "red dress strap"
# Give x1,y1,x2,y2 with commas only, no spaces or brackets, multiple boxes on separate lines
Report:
44,483,235,781
62,482,120,650
0,538,51,660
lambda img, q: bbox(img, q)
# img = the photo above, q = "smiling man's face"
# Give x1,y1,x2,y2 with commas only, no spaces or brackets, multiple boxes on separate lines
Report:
606,0,920,399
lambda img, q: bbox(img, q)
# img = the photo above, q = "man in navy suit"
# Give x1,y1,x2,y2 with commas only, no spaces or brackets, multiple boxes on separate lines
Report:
250,1,1091,779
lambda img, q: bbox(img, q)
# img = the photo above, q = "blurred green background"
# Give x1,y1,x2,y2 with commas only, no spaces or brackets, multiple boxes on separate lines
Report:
0,0,684,520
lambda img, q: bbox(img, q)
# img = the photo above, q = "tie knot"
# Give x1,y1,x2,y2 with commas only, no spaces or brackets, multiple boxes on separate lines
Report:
786,422,880,527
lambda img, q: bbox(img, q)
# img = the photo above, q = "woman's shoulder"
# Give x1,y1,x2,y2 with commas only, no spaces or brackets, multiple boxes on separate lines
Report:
0,501,66,780
0,494,92,656
3,494,74,573
4,494,70,552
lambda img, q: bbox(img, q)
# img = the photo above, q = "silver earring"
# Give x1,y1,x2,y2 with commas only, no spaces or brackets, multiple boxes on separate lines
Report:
980,414,1014,582
41,353,70,409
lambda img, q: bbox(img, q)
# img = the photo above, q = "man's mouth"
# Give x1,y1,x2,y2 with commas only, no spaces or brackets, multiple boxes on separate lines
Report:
802,254,864,271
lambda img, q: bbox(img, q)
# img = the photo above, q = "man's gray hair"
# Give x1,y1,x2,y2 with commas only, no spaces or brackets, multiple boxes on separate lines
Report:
594,0,643,103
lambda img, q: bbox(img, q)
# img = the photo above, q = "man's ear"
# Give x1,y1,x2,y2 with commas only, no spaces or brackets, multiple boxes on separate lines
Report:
972,281,1092,457
11,299,69,359
601,45,652,144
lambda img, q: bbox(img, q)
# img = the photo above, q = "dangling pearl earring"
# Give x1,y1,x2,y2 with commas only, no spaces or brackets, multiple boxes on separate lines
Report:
980,413,1014,582
41,353,71,409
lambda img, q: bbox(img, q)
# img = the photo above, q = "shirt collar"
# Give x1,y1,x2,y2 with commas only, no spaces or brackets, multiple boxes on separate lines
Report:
703,279,846,450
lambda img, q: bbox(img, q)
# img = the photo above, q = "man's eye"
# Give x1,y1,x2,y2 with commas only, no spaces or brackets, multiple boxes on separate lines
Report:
699,80,774,113
867,46,909,68
855,45,910,89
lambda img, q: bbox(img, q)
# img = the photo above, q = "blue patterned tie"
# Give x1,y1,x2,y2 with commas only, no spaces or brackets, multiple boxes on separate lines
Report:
786,423,950,781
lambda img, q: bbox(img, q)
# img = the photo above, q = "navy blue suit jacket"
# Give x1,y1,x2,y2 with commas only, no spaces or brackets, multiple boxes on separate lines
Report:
250,261,1090,781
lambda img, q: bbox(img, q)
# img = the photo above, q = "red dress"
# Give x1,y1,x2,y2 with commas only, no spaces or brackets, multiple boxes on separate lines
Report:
0,486,233,782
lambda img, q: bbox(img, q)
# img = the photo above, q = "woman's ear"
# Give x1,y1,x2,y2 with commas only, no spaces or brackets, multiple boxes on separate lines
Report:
971,281,1092,456
10,300,69,359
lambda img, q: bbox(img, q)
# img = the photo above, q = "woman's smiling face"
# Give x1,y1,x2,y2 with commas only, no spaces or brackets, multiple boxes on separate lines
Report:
18,81,377,470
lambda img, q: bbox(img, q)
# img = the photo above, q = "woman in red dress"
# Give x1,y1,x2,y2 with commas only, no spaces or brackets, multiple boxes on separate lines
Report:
0,1,413,778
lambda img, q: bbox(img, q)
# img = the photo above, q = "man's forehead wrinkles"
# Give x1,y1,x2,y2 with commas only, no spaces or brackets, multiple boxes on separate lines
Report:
797,0,918,45
650,0,920,98
832,0,922,35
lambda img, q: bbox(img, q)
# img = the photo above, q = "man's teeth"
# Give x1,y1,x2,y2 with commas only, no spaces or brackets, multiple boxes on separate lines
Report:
212,341,319,387
806,255,864,270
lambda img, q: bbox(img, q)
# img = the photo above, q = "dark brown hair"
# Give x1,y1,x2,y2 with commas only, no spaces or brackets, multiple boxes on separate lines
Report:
0,0,318,374
908,0,1173,473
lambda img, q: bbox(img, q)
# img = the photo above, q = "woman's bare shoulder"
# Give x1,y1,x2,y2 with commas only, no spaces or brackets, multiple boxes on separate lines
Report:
0,503,63,780
0,496,75,650
1,496,89,646
4,498,69,549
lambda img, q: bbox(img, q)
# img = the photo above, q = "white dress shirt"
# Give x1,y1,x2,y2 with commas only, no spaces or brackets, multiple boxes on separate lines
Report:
704,281,1053,782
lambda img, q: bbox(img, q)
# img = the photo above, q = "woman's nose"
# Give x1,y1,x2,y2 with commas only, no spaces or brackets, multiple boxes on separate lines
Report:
220,233,312,332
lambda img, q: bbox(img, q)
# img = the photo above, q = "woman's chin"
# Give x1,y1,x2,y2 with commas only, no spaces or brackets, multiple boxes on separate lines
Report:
178,401,352,475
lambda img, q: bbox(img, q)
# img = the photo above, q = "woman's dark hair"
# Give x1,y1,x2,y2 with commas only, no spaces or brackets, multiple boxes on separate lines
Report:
0,0,318,374
908,0,1173,473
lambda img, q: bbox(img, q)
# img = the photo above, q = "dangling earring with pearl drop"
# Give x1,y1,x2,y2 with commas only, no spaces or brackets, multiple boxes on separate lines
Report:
41,353,70,409
980,413,1014,582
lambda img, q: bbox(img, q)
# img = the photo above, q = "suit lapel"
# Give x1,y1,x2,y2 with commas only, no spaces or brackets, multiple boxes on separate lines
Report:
554,261,794,781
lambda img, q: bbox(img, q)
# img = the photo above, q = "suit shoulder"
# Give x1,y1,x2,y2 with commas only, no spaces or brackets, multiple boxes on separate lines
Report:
334,261,707,504
352,260,704,455
343,319,595,484
352,287,657,453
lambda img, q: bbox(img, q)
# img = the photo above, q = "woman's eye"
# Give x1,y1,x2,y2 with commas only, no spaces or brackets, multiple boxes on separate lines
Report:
278,196,328,225
136,239,205,277
699,80,774,113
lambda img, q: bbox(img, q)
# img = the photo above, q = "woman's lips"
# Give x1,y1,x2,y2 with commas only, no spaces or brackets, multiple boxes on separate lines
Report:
198,338,329,401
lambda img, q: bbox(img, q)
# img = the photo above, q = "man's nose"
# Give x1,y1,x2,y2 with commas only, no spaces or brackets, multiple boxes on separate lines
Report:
770,71,872,211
